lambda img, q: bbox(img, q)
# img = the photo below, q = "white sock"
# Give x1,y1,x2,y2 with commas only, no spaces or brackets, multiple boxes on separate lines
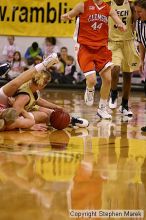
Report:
35,63,45,72
99,99,107,108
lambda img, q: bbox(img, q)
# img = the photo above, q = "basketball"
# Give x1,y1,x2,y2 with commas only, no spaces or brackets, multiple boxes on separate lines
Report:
50,109,70,130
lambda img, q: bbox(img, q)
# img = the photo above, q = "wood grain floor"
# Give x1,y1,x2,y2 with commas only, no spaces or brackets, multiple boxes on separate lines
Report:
0,89,146,220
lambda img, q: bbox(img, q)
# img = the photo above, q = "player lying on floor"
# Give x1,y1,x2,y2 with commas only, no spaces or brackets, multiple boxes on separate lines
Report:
8,70,89,130
0,53,59,131
0,54,89,131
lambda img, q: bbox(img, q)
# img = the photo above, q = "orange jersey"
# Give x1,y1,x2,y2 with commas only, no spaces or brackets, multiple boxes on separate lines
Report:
74,0,111,48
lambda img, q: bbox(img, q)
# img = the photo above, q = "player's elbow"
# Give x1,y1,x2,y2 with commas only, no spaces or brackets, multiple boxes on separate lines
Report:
23,119,35,129
28,119,35,128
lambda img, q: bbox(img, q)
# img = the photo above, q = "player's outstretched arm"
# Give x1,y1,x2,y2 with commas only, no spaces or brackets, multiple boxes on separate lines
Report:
61,2,84,21
37,98,68,112
110,9,127,32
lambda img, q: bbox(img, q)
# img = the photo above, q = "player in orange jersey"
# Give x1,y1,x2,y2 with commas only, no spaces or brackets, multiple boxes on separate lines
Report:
61,0,126,119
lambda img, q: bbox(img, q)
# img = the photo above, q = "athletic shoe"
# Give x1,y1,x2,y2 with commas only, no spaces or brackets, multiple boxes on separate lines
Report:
119,105,133,117
109,90,118,109
141,126,146,132
42,53,59,69
96,106,112,119
84,88,94,106
0,119,5,131
0,63,11,76
0,108,18,123
71,117,89,129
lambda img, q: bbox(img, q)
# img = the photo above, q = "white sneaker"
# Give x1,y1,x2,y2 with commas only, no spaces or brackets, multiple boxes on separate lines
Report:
84,88,94,106
71,117,89,129
42,53,59,69
119,105,133,117
109,97,118,109
109,91,118,109
96,106,112,119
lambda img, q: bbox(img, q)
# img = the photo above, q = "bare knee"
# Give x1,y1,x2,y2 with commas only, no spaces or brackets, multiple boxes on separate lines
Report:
102,74,111,85
86,75,97,86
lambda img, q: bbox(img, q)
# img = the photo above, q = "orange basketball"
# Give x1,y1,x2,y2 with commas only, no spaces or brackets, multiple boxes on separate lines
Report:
50,109,70,130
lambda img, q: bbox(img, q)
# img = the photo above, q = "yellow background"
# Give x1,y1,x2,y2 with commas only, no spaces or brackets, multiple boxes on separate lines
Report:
0,0,136,37
0,0,79,37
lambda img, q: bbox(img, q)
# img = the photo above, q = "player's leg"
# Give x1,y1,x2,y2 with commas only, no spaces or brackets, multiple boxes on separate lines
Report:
38,106,89,129
97,66,112,119
85,73,97,106
119,72,133,116
109,65,120,109
77,45,96,106
1,53,59,105
119,40,140,116
108,42,123,109
94,46,113,119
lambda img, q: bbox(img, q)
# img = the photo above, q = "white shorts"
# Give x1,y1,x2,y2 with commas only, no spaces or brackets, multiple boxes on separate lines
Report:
0,87,8,106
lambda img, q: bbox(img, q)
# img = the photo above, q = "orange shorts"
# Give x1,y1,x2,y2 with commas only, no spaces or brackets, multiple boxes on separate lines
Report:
77,45,112,76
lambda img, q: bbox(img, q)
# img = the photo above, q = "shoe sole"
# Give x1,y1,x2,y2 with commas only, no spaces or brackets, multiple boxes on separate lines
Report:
44,59,59,69
76,122,90,128
119,110,133,117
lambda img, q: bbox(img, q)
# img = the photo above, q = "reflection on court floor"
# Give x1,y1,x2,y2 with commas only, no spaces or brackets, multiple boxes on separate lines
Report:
0,89,146,220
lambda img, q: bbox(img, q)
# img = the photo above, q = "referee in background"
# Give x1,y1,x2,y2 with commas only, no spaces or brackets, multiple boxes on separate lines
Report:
134,0,146,132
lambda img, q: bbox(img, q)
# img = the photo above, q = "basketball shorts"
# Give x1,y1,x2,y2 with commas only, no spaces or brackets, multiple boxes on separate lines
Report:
77,44,112,77
108,40,140,72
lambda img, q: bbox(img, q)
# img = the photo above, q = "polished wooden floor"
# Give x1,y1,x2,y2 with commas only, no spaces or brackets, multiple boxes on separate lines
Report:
0,89,146,220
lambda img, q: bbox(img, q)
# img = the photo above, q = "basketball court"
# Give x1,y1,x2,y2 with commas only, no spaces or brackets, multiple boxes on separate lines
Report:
0,88,146,220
